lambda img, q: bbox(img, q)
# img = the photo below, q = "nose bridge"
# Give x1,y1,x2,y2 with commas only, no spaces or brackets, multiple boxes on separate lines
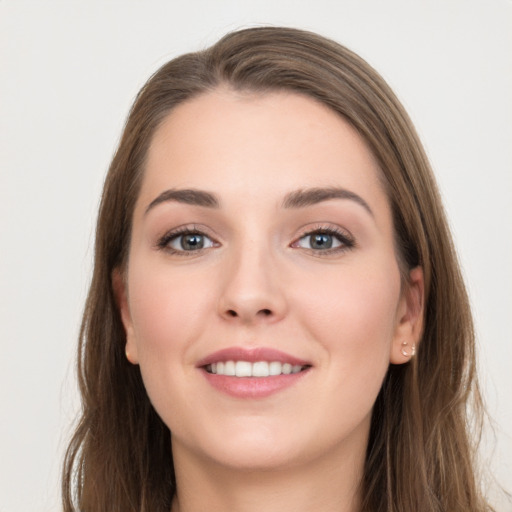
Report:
218,232,286,323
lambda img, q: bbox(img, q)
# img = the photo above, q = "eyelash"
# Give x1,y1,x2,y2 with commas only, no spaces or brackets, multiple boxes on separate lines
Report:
292,225,355,256
156,225,218,256
156,224,355,256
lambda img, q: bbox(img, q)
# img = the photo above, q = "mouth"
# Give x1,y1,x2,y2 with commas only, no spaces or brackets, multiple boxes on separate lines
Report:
197,347,312,398
205,360,309,377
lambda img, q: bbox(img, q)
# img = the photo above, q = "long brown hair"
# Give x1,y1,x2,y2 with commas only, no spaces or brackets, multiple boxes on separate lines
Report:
63,27,492,511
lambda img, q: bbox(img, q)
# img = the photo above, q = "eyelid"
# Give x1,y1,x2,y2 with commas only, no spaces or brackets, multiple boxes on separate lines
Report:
155,224,220,255
154,222,355,256
290,223,355,254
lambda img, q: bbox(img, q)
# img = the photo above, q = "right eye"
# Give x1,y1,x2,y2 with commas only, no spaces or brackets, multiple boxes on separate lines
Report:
158,229,217,255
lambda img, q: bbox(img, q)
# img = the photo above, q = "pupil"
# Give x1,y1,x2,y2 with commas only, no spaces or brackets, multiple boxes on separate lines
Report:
311,233,332,249
182,234,204,250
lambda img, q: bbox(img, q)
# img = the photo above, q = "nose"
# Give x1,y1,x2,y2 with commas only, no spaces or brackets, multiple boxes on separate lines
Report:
217,244,288,325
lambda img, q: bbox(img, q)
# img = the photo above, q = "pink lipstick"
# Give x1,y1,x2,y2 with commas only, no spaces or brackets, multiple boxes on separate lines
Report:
197,347,312,399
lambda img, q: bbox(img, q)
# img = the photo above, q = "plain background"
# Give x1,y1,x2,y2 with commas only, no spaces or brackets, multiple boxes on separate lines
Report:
1,1,511,510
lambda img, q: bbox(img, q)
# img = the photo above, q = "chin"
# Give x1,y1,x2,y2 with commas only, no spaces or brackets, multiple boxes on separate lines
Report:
206,442,303,472
174,421,310,472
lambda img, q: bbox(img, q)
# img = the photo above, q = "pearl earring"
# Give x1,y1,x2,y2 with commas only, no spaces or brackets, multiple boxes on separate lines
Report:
401,341,416,357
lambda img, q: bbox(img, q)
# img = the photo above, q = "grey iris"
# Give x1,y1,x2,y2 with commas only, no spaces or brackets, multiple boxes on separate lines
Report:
310,233,333,249
181,234,204,250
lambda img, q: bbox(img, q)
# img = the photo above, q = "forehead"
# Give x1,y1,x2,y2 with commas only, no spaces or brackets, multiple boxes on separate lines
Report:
138,89,387,212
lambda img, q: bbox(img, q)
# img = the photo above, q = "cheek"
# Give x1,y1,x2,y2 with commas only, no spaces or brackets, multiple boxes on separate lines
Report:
294,257,401,377
127,260,212,369
126,261,218,431
289,259,401,435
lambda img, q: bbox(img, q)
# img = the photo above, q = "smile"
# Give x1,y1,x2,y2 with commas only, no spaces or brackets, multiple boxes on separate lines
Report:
198,347,312,398
207,361,306,377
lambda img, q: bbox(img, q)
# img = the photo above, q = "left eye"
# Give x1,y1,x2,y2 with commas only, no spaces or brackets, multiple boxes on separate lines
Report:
167,232,215,251
295,232,343,250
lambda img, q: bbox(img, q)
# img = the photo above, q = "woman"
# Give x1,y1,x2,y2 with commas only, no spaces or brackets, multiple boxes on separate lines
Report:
62,27,492,511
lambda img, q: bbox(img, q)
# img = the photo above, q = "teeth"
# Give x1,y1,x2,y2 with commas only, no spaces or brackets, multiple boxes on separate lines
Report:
269,361,282,376
252,361,269,377
207,360,305,377
224,360,236,376
235,361,252,377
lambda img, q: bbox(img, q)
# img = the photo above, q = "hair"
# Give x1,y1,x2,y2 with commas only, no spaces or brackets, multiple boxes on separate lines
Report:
62,26,492,511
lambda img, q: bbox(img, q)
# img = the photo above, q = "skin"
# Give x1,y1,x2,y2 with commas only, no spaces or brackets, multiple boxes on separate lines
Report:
115,89,424,512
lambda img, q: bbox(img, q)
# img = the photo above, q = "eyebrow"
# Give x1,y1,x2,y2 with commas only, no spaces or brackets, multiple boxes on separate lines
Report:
144,186,373,216
282,187,373,216
145,188,220,215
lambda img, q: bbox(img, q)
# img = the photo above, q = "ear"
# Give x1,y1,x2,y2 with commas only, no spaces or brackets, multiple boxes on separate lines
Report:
112,268,139,365
390,266,425,364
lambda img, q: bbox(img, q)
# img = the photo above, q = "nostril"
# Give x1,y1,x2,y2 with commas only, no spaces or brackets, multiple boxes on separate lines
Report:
223,308,273,319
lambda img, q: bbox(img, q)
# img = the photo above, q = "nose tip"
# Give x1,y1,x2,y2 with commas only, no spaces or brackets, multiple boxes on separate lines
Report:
218,252,287,324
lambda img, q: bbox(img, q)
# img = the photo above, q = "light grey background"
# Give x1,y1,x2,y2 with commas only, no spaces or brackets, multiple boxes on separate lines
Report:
1,1,511,510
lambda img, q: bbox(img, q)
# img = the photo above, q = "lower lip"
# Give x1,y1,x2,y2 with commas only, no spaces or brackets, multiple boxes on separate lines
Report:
201,368,310,398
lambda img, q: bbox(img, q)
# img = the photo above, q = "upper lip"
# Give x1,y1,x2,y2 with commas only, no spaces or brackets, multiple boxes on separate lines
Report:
196,347,311,368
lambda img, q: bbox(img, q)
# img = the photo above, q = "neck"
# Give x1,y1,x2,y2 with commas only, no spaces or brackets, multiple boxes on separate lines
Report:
170,437,365,512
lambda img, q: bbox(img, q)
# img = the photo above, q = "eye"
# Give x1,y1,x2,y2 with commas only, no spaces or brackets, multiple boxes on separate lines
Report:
292,227,355,254
297,232,341,250
170,233,214,251
157,228,217,254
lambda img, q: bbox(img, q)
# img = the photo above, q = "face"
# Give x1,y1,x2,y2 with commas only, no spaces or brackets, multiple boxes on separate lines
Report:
116,89,423,472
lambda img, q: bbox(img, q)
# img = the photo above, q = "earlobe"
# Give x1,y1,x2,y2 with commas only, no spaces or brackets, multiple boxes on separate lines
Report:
112,268,139,365
390,266,425,365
